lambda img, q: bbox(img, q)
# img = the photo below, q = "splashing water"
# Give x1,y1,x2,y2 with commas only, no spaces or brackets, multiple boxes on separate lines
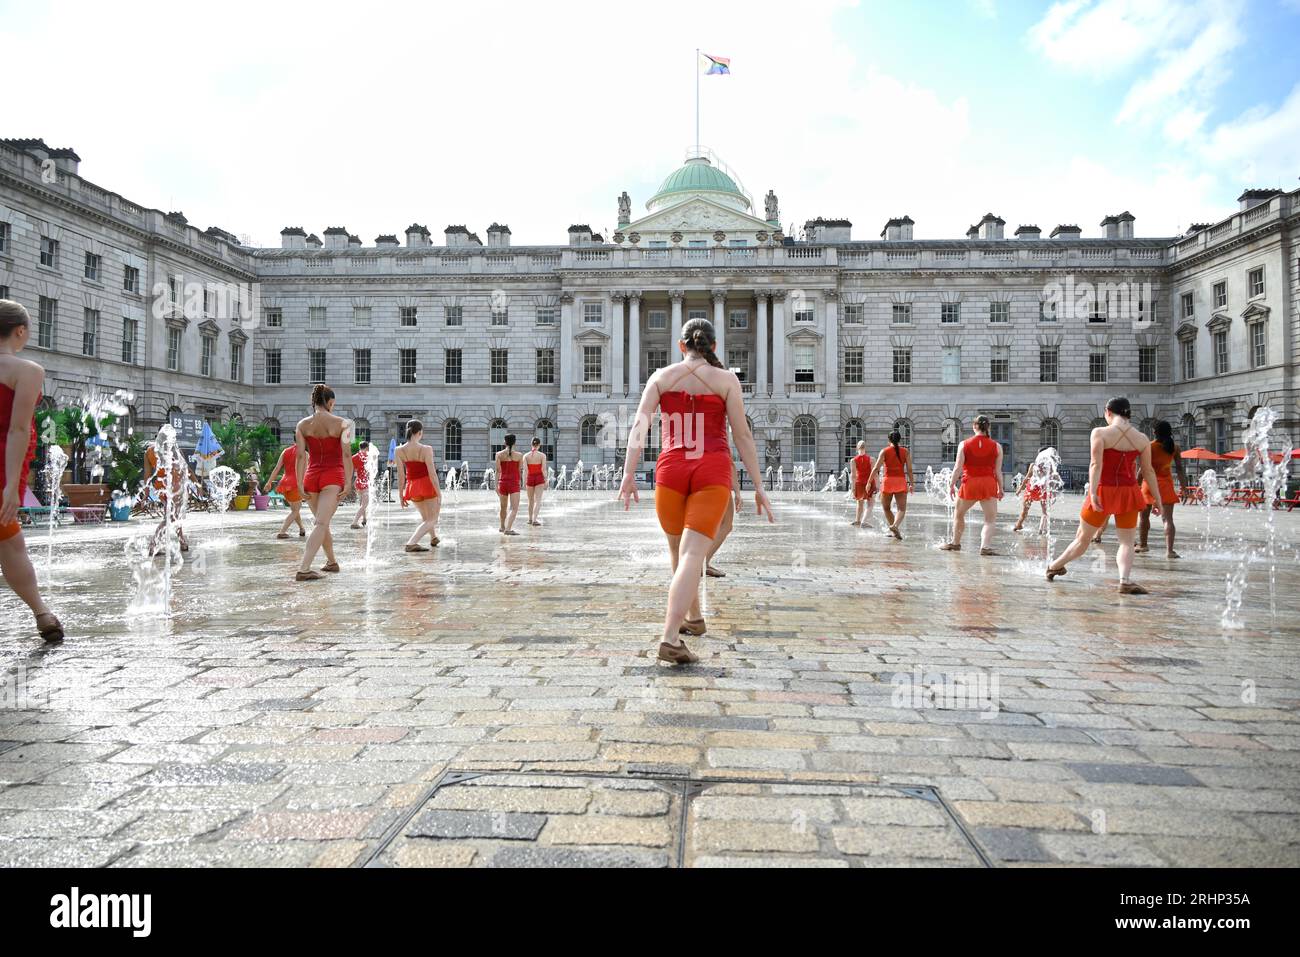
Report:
775,466,784,492
362,444,381,567
481,468,495,491
924,465,957,540
1222,407,1292,627
126,425,185,618
1027,447,1065,566
43,444,69,582
1199,469,1225,550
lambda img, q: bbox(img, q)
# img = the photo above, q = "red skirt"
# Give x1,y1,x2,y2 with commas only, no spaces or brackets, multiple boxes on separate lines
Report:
1025,484,1045,503
880,475,908,496
303,466,345,494
853,481,876,501
1090,484,1146,516
958,474,1000,502
1141,475,1177,507
404,475,437,503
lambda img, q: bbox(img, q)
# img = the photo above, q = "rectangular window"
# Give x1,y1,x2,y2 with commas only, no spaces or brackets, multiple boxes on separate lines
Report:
400,348,417,384
1089,298,1107,323
400,306,418,327
491,306,508,327
37,297,56,349
123,265,140,294
82,308,99,356
842,347,864,384
794,344,815,383
1213,418,1228,455
0,222,8,254
583,303,603,325
1039,346,1059,383
230,343,242,381
583,345,602,382
1213,330,1229,375
1182,339,1196,380
1251,322,1267,368
264,308,282,328
1039,300,1056,323
167,327,181,372
444,348,462,384
793,306,814,324
83,252,101,282
1249,267,1264,298
646,348,668,376
1089,350,1108,383
728,309,748,330
354,348,371,384
990,345,1010,382
1181,292,1194,319
445,305,462,327
309,348,327,383
647,309,667,330
942,346,961,385
122,319,138,364
1139,346,1157,383
892,303,912,325
202,288,213,316
353,306,371,327
265,348,282,384
0,285,7,300
536,348,555,384
201,336,214,377
941,302,961,324
491,348,508,384
989,302,1009,324
688,308,707,323
727,348,750,381
1213,281,1227,309
891,347,911,384
536,306,556,327
308,306,326,330
39,237,58,268
843,303,864,324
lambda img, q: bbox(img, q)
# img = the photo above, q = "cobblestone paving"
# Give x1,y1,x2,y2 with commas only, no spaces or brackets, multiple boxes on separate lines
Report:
1,489,1297,867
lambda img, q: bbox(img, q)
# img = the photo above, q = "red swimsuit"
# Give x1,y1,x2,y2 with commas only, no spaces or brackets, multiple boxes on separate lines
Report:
526,458,546,488
958,434,1001,501
0,384,38,542
276,445,301,502
654,390,733,538
351,451,370,491
853,453,875,500
303,434,345,493
1081,447,1145,529
497,457,521,495
402,458,437,503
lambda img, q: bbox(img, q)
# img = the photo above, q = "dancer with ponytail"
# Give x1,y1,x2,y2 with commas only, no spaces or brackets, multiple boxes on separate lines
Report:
293,384,351,581
1139,420,1186,558
495,433,523,535
263,443,306,539
524,437,548,526
866,429,914,539
396,420,441,552
619,317,773,665
0,300,62,641
941,414,1003,554
1047,397,1160,593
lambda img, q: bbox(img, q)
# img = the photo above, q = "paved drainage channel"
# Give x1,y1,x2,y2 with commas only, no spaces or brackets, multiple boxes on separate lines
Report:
359,770,993,868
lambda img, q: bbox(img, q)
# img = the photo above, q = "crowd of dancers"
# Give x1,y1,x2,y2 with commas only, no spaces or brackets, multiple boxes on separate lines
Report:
0,298,1207,656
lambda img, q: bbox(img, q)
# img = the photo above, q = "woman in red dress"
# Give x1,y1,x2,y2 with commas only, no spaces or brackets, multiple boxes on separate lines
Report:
495,434,523,535
0,300,62,641
293,384,352,581
941,415,1003,555
866,431,914,539
1013,451,1049,534
396,420,441,552
850,440,876,527
1138,421,1187,558
350,440,372,530
263,444,306,539
1047,397,1160,593
523,437,548,526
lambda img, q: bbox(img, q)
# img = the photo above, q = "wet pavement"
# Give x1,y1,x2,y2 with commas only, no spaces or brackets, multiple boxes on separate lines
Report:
1,488,1298,867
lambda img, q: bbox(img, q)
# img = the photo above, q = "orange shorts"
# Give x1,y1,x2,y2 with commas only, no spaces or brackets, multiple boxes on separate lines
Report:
0,520,20,542
654,448,732,538
1081,483,1145,529
277,483,302,504
880,476,908,496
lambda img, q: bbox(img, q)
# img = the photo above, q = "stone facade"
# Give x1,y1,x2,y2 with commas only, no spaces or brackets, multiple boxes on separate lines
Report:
1,139,1296,478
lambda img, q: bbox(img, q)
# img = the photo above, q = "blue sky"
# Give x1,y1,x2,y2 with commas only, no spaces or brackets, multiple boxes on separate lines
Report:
2,0,1297,245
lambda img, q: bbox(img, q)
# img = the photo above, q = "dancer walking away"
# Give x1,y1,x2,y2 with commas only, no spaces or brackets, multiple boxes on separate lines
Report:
396,420,441,552
0,300,62,641
350,440,371,529
1047,396,1160,593
495,434,523,535
942,415,1003,554
705,460,741,578
263,444,306,539
850,440,875,527
619,317,773,665
1139,420,1186,558
524,438,548,526
294,384,351,581
867,430,913,539
1013,450,1050,534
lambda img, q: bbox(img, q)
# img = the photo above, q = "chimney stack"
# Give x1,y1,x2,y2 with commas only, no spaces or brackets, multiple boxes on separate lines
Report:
880,216,914,241
1050,224,1082,240
1014,224,1041,240
323,226,350,250
405,224,431,248
375,234,400,248
487,223,512,247
977,213,1005,240
280,226,307,250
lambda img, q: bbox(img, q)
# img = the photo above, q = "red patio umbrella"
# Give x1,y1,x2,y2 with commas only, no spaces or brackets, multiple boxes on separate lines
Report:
1222,448,1293,463
1180,447,1228,460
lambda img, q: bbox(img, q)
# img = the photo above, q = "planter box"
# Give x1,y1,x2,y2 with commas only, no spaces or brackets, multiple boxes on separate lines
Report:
233,495,251,510
61,483,111,508
109,502,132,522
252,494,270,511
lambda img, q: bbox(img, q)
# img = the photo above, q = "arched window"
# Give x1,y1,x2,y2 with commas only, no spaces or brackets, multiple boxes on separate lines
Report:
534,419,556,462
793,415,818,464
941,418,961,462
579,415,601,461
489,418,508,457
444,418,462,463
893,418,913,448
843,418,864,463
1039,418,1061,452
263,417,282,445
1182,413,1197,450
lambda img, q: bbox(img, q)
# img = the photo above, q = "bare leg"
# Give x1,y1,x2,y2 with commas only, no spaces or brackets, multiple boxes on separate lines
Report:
1116,526,1137,584
1014,499,1030,530
504,492,520,532
662,530,712,646
893,492,909,529
526,485,537,524
880,493,896,530
0,532,53,617
1050,519,1097,572
950,497,973,546
498,493,507,531
864,495,874,525
1138,506,1152,550
1163,502,1178,557
299,489,340,573
665,533,702,623
706,505,733,574
406,499,441,545
979,498,998,551
533,486,545,523
853,499,864,525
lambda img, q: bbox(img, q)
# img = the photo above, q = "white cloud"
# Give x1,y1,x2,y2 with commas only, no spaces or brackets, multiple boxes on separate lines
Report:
1029,0,1187,74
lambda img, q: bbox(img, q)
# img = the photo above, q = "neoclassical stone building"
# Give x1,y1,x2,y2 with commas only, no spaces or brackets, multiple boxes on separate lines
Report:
1,137,1295,479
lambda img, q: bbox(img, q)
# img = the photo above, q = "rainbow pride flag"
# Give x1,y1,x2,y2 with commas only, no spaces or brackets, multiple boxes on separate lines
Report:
701,53,730,75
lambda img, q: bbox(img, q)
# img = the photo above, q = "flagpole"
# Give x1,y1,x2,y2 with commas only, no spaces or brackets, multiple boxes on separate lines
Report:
695,48,700,153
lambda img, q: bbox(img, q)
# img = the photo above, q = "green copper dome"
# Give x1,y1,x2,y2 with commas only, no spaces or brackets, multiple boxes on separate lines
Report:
647,157,751,211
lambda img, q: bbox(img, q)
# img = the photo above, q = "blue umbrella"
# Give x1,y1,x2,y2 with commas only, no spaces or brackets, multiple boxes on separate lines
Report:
194,421,222,477
387,438,398,463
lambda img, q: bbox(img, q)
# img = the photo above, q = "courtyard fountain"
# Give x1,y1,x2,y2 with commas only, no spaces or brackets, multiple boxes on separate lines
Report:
481,468,495,491
1025,447,1065,567
923,465,957,541
43,444,69,581
204,465,240,548
125,425,186,618
362,444,381,567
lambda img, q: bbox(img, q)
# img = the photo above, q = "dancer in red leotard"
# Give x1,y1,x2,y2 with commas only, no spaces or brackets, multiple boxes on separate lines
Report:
850,440,875,527
495,434,523,535
619,317,773,665
866,431,914,539
1138,421,1187,558
1014,451,1049,534
350,440,371,530
524,438,548,526
293,384,351,580
396,420,441,552
941,415,1004,555
263,444,306,539
1047,396,1160,593
0,299,62,641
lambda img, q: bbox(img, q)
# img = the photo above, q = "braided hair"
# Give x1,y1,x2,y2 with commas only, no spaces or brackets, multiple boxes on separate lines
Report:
681,317,723,369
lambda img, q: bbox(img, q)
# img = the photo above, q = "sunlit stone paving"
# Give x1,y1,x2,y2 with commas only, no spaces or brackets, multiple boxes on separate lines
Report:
1,489,1297,868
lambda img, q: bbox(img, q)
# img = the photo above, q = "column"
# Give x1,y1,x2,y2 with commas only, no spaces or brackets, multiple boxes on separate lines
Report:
712,288,727,361
627,292,641,396
559,292,574,396
670,290,684,361
772,290,787,396
610,291,624,398
824,290,838,396
755,293,769,395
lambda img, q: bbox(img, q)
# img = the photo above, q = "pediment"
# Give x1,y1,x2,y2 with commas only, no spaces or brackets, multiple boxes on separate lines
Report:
1206,311,1232,332
1241,301,1270,322
1175,320,1198,341
574,327,610,341
625,197,772,238
197,319,221,337
787,327,823,341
